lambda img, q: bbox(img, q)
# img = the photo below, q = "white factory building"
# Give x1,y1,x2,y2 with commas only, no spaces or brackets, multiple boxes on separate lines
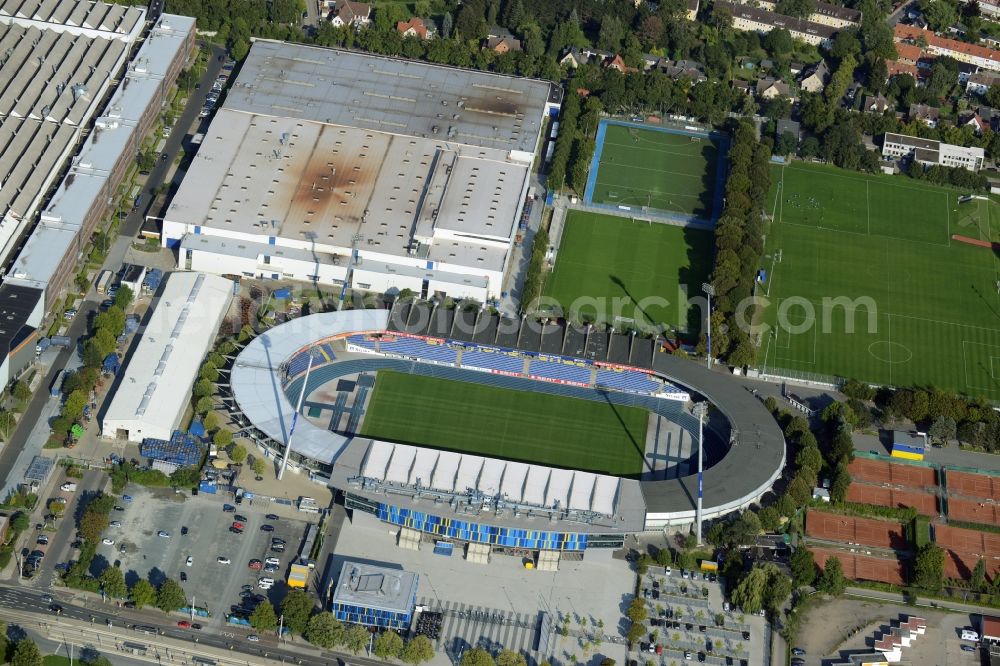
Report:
101,272,233,443
161,40,558,303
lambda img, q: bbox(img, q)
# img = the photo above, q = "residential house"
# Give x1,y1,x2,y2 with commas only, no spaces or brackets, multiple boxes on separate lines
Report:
962,0,1000,19
485,27,522,53
886,60,919,81
798,60,829,93
604,54,637,73
661,59,707,82
559,48,587,69
908,102,941,127
715,1,838,47
790,61,805,76
967,70,1000,95
895,24,1000,73
956,61,978,84
882,132,984,170
329,0,370,27
733,79,753,95
963,111,989,134
756,77,792,99
860,94,891,113
729,0,860,27
894,42,924,66
687,0,700,20
396,17,434,39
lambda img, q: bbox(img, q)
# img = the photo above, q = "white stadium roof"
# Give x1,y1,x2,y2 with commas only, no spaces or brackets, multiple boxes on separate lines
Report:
360,440,620,515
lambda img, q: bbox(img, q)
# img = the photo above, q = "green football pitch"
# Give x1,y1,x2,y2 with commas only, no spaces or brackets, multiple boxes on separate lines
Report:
591,124,721,219
542,209,714,335
762,162,1000,399
359,371,648,476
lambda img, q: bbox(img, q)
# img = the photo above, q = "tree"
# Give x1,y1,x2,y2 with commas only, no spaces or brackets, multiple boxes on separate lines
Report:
790,547,817,587
918,0,959,31
10,639,42,666
656,547,673,567
344,624,372,654
928,416,956,444
817,556,846,595
113,285,134,311
11,512,28,532
130,579,157,609
830,462,852,503
229,442,247,464
214,428,233,448
193,379,215,399
460,647,496,666
496,650,527,666
79,508,110,543
913,544,945,592
252,457,267,478
401,634,435,664
156,578,187,613
626,597,648,624
250,600,279,632
971,558,987,591
777,0,815,16
12,380,31,402
280,589,314,634
306,612,344,648
63,389,89,422
732,564,770,614
375,631,405,660
763,570,793,613
99,566,128,598
0,622,7,666
441,12,452,39
795,446,823,474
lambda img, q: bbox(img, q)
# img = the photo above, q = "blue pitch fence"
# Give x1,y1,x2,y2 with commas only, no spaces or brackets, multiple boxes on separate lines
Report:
583,118,730,225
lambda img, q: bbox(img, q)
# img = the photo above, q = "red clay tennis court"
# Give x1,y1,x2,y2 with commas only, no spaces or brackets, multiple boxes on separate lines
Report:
846,483,939,516
810,547,907,585
805,509,907,550
947,471,1000,502
942,548,1000,580
848,458,937,489
946,497,1000,526
934,524,1000,554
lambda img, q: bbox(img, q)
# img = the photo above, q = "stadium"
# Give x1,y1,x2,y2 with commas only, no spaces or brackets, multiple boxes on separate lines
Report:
229,301,785,555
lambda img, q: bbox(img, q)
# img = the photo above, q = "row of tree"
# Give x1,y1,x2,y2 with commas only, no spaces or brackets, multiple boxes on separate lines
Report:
547,89,604,195
706,122,771,367
64,492,116,590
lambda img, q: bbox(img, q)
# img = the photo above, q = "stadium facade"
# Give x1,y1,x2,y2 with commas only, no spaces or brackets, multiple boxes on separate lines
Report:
230,305,785,553
161,40,560,302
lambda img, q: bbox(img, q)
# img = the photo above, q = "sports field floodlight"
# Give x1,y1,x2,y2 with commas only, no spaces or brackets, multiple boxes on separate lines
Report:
693,401,709,546
280,349,317,481
702,283,715,370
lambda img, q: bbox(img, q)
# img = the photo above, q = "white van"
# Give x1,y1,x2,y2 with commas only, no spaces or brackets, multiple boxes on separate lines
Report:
961,629,979,641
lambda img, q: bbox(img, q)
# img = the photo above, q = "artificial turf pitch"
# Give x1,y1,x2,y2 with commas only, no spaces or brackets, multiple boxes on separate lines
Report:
590,124,720,219
542,209,714,334
359,371,648,476
763,161,1000,399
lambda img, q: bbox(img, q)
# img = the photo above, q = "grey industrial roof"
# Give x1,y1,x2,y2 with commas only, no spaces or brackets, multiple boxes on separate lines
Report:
0,0,145,38
228,40,552,154
884,132,939,150
331,560,418,614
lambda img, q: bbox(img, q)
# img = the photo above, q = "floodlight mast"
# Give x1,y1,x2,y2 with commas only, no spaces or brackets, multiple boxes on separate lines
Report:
694,401,708,546
702,283,715,370
280,351,316,481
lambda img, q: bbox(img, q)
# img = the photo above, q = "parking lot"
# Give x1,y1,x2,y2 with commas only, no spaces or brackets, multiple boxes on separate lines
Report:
98,486,313,629
631,566,767,666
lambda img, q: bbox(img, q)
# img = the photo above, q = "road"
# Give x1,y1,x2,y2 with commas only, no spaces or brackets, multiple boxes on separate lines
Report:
32,469,105,588
0,583,391,666
0,43,226,495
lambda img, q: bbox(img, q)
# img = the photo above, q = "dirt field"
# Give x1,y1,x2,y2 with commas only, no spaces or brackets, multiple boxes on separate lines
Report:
848,458,937,489
805,509,908,550
947,470,1000,501
810,547,908,585
846,483,939,516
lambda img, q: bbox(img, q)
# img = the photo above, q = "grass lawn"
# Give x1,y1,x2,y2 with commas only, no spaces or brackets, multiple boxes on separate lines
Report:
761,162,1000,400
591,123,722,219
360,371,648,476
543,209,714,335
43,657,73,666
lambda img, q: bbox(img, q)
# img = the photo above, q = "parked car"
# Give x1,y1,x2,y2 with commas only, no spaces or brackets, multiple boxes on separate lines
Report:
260,524,274,532
222,504,235,512
186,555,193,567
217,556,231,565
102,538,115,545
157,531,170,538
247,635,260,643
265,514,279,520
109,521,122,528
791,649,806,656
248,559,263,570
36,535,48,545
235,515,248,522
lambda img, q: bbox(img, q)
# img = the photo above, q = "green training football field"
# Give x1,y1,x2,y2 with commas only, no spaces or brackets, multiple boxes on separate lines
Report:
543,209,714,336
762,162,1000,400
359,371,648,476
591,124,720,219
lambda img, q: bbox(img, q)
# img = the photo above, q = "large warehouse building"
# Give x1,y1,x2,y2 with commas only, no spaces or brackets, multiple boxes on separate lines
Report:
161,40,559,302
102,271,233,443
0,8,194,389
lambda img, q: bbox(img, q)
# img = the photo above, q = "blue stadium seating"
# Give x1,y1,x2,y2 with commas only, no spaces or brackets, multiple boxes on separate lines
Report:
316,342,337,362
595,369,661,394
378,336,457,364
286,352,311,378
528,359,592,385
461,350,523,374
347,334,378,351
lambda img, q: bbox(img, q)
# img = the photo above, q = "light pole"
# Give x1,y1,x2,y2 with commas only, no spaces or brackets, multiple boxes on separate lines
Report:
693,401,708,546
702,282,715,370
339,233,364,310
280,350,316,480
